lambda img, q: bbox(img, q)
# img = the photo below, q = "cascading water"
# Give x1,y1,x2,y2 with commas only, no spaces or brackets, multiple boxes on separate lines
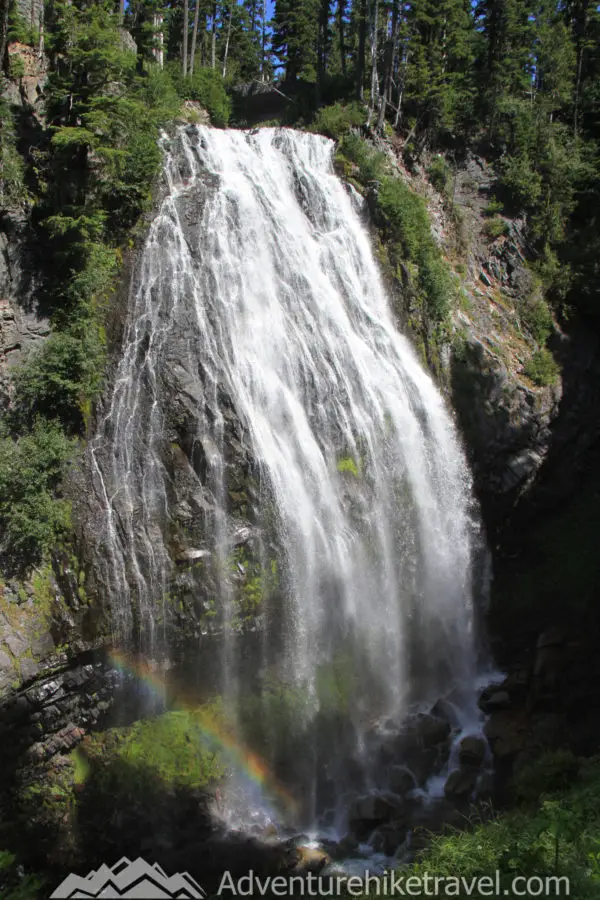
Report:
89,125,484,832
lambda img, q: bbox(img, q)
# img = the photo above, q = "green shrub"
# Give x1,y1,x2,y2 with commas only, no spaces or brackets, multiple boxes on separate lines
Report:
513,750,580,805
521,295,554,345
340,132,387,182
0,420,76,573
427,155,452,194
11,329,105,433
377,176,454,323
378,176,432,260
501,153,543,211
483,216,509,240
337,456,360,477
524,348,561,386
0,99,27,207
483,196,504,216
85,708,225,790
0,850,42,900
7,10,39,46
167,63,231,126
8,55,25,80
406,756,600,899
311,102,365,140
418,249,453,321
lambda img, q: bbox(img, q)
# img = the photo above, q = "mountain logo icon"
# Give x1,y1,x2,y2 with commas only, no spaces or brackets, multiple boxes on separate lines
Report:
49,856,206,898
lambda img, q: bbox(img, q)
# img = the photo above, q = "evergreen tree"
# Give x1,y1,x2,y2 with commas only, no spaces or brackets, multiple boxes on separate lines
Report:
404,0,476,144
272,0,319,81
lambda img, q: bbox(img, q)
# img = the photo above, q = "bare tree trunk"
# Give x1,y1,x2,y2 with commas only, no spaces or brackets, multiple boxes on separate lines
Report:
183,0,189,76
222,6,232,77
356,0,366,100
153,13,164,68
119,0,125,23
394,42,409,128
189,0,200,75
316,0,330,109
377,0,400,130
0,0,9,72
211,1,217,70
260,0,267,80
572,0,589,137
338,0,346,76
367,0,379,126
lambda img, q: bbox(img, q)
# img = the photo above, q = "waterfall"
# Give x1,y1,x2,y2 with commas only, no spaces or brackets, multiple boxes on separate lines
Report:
89,126,483,828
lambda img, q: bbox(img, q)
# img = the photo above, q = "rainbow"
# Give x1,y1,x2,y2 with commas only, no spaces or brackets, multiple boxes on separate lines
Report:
107,649,299,817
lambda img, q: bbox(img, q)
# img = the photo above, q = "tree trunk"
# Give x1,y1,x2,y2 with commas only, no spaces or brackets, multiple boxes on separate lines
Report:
0,0,9,73
338,0,346,76
572,0,589,137
183,0,189,76
222,7,232,77
260,0,267,81
356,0,366,100
377,0,399,131
368,0,379,125
317,0,330,108
211,1,217,70
189,0,201,75
119,0,125,23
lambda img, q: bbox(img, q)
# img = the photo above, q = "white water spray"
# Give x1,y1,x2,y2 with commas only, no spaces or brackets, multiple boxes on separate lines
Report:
90,126,483,825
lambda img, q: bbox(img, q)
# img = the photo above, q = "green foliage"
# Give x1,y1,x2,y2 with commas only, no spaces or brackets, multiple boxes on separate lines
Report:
7,9,39,46
228,548,279,626
406,756,600,898
11,329,105,432
521,293,554,345
500,154,543,212
524,348,560,386
378,176,454,323
339,132,387,182
272,0,319,82
0,850,42,900
85,708,225,790
483,215,509,240
427,155,452,194
311,102,365,140
167,63,231,126
7,55,25,80
512,750,580,806
483,197,504,217
336,456,360,477
0,98,27,208
0,420,75,574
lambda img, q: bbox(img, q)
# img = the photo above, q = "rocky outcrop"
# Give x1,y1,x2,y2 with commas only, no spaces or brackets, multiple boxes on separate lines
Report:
1,42,50,405
0,223,49,407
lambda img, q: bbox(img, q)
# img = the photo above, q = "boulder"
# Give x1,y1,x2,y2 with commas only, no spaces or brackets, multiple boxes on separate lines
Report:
459,735,487,768
293,846,330,874
444,767,478,802
479,683,511,713
370,823,407,856
348,794,397,825
430,698,461,727
389,765,417,796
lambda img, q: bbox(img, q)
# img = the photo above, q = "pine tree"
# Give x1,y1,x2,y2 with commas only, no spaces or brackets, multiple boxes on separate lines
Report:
272,0,319,81
404,0,476,144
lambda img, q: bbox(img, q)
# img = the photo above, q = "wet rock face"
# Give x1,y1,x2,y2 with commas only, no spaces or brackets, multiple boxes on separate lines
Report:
0,224,50,409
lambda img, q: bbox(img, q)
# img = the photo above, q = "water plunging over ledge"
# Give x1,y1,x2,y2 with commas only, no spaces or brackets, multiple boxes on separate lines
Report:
89,125,486,834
